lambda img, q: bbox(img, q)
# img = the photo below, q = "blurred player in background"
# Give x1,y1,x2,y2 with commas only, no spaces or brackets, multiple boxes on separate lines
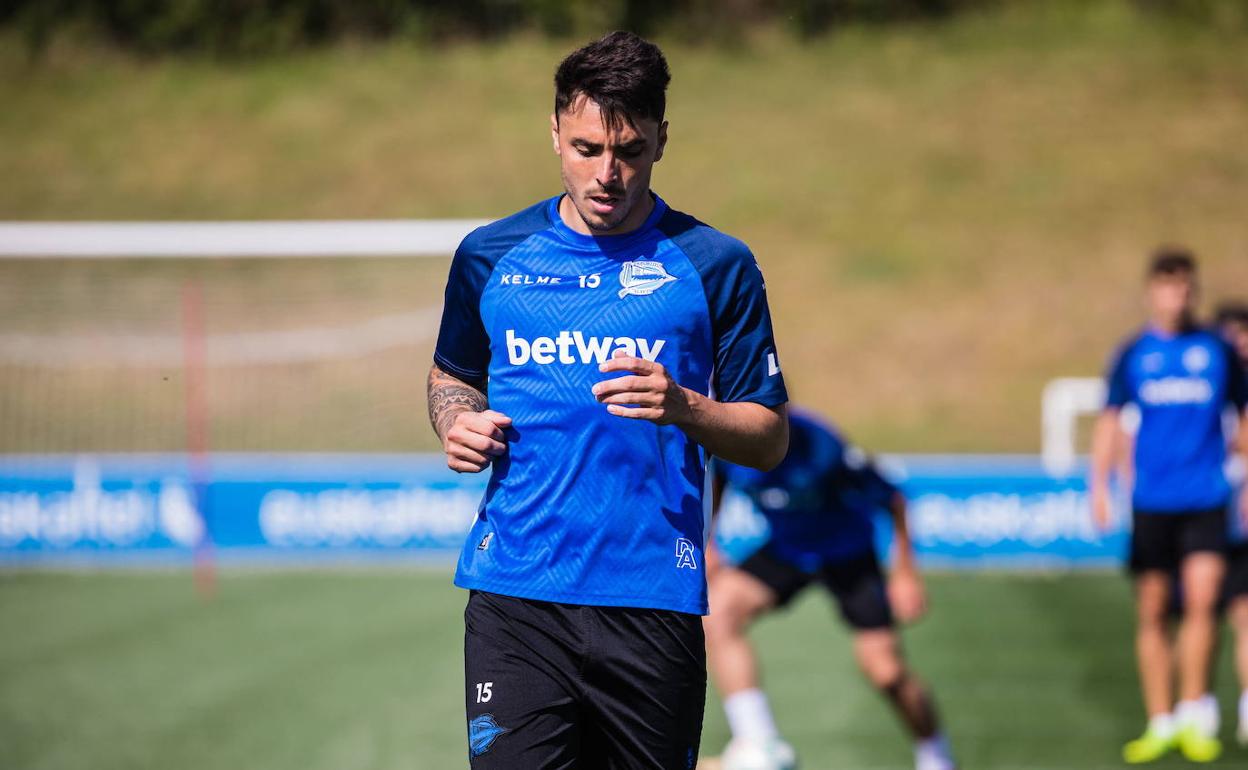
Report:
1090,249,1248,763
704,409,956,770
428,31,789,768
1215,300,1248,745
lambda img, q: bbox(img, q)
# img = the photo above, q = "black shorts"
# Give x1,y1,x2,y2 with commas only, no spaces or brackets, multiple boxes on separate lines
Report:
1128,506,1228,574
737,546,894,630
464,590,706,769
1225,543,1248,602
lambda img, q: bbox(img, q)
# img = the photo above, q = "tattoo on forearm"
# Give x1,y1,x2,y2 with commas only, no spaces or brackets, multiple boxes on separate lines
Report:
427,365,489,441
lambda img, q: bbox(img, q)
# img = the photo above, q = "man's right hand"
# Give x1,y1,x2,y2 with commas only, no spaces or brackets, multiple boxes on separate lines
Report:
1091,484,1114,531
443,410,512,473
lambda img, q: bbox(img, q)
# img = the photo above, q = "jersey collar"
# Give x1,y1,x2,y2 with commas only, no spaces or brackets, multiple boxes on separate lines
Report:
546,192,668,251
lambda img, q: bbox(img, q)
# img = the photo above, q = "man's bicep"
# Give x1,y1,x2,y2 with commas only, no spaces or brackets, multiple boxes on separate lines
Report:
428,363,487,396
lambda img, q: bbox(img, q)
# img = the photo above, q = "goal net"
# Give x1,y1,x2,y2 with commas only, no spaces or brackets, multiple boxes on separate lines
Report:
0,223,477,454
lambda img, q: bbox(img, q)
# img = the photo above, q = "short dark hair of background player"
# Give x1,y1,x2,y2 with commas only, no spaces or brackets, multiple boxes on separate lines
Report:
1147,245,1197,279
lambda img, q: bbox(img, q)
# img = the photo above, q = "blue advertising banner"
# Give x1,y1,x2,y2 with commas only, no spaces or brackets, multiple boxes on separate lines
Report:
0,453,1127,569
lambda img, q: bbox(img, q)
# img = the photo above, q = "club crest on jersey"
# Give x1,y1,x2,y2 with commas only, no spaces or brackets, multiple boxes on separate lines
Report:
618,260,677,299
675,538,698,570
1182,345,1210,374
469,714,508,757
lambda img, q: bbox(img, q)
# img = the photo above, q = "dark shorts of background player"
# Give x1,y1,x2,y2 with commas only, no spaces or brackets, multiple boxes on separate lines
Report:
737,546,894,630
1128,506,1227,575
1225,542,1248,603
463,590,706,770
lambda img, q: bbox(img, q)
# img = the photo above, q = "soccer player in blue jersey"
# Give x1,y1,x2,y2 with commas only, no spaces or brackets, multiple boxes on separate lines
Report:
1215,301,1248,745
426,31,789,768
704,409,956,770
1090,249,1248,763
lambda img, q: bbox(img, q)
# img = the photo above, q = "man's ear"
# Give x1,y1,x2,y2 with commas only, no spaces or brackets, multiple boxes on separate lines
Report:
654,120,669,163
550,114,561,156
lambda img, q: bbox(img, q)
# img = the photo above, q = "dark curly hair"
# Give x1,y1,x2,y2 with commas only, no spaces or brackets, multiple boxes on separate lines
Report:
554,31,671,131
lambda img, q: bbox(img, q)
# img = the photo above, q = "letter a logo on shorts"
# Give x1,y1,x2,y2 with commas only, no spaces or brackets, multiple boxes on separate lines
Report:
469,714,508,757
675,538,698,570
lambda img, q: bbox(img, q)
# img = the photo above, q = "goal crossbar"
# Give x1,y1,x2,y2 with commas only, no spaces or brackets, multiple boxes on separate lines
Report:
0,220,490,258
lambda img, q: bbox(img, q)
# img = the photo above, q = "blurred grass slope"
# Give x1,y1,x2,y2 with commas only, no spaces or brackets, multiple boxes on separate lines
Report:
2,0,1246,451
1,570,1244,769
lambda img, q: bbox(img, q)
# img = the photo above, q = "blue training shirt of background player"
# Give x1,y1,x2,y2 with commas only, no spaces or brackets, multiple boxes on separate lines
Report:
1105,325,1248,513
434,193,788,616
716,410,896,571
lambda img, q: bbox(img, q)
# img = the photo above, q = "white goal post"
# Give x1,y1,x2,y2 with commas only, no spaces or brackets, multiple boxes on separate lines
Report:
0,219,1130,470
1041,377,1103,477
0,220,489,258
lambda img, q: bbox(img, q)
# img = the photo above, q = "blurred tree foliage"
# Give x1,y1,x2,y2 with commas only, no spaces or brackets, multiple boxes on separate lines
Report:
0,0,1242,56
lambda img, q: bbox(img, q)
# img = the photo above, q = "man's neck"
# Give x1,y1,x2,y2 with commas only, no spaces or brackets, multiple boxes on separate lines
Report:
1150,313,1189,336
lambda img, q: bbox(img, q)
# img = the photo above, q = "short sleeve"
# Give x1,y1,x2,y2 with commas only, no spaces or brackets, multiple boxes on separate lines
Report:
433,235,493,382
699,247,788,406
658,210,787,406
841,444,898,510
1104,343,1134,409
1225,341,1248,411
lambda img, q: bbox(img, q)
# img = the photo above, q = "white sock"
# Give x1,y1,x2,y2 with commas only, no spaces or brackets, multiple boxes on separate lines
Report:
1239,691,1248,725
1198,693,1220,734
1148,713,1176,739
1176,696,1218,735
915,732,954,770
723,688,778,741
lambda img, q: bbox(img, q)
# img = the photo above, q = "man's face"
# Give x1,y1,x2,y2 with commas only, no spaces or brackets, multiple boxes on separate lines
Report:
1146,271,1195,323
551,95,667,235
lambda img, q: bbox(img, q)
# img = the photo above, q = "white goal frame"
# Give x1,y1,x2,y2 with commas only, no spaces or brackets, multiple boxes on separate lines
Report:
0,220,488,258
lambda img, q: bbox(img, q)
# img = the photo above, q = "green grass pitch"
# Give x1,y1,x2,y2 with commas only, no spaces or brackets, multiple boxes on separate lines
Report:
1,569,1244,769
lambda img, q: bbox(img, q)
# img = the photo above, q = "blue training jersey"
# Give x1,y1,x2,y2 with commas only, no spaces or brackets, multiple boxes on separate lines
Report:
434,193,788,615
716,411,897,571
1106,326,1248,513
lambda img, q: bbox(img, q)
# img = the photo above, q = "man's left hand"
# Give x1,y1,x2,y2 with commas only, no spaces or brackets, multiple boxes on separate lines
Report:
592,350,693,425
888,568,928,624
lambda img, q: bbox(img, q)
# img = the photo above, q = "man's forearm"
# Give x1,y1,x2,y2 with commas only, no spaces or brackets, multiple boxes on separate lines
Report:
677,391,788,470
1089,410,1120,489
427,364,488,442
889,494,917,572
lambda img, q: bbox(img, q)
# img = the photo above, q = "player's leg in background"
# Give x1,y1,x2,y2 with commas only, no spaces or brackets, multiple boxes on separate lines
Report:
1134,570,1175,722
704,562,796,768
852,629,953,769
1171,551,1225,760
828,554,954,770
1175,552,1224,704
705,567,776,704
1229,592,1248,745
1121,508,1192,761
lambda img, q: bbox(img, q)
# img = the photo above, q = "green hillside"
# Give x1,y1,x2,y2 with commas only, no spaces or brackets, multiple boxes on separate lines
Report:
2,1,1246,452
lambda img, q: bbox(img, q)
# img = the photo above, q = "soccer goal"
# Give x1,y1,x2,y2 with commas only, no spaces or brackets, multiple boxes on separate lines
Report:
0,220,483,455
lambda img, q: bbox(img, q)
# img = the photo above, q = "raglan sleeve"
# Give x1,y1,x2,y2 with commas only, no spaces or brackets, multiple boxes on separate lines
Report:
701,241,789,407
843,443,899,510
433,232,493,383
1104,342,1133,409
